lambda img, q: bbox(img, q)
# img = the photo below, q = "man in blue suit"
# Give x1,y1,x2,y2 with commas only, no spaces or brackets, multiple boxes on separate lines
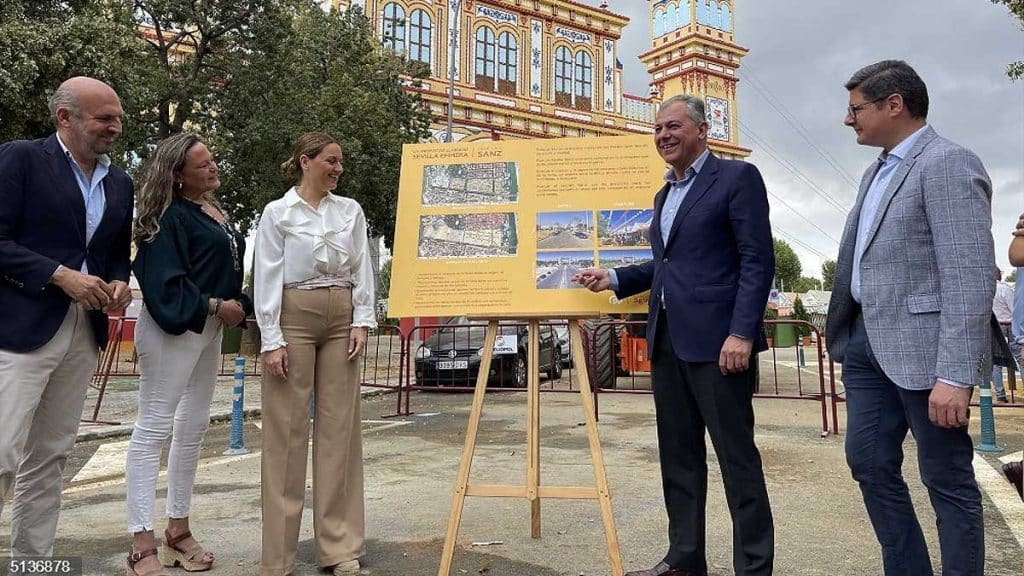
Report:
576,95,775,576
0,76,134,556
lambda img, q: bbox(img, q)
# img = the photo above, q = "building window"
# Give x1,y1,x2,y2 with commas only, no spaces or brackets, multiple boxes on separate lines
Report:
653,9,666,37
554,46,572,107
382,3,406,55
573,51,592,111
474,27,496,91
409,9,432,66
720,3,732,31
497,31,517,96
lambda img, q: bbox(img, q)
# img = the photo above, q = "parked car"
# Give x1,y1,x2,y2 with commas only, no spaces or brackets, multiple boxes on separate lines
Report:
414,316,562,388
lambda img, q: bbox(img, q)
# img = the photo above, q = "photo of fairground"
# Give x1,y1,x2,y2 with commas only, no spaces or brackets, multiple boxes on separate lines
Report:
598,210,654,248
421,162,519,206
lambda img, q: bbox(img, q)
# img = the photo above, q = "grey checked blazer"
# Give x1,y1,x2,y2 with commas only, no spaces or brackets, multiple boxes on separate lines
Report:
826,126,1009,390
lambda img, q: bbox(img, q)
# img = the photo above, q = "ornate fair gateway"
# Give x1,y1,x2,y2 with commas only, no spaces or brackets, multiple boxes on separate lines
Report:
333,0,749,158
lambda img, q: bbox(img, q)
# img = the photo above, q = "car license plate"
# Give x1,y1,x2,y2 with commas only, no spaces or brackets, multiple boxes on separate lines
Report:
437,360,469,370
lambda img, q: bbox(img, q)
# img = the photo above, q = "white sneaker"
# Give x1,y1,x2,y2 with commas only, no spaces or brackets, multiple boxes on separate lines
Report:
333,559,360,575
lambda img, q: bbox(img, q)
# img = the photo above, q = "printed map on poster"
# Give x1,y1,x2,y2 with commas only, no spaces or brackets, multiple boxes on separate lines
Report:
389,135,667,317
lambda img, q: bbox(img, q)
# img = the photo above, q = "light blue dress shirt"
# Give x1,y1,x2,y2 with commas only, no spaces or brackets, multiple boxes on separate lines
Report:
609,149,710,292
57,134,109,274
851,124,929,303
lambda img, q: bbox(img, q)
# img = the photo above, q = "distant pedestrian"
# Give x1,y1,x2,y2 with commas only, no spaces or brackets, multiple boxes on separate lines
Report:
988,267,1013,402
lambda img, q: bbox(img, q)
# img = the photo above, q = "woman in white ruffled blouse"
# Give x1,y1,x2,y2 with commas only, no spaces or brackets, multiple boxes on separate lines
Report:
253,132,376,576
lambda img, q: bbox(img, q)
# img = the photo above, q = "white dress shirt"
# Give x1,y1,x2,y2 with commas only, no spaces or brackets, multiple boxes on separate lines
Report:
254,187,377,352
993,280,1014,324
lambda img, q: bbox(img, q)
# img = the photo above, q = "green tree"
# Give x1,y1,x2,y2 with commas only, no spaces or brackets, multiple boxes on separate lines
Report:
792,276,820,293
378,258,393,300
211,2,432,237
791,297,812,337
821,259,837,291
773,238,802,292
1008,269,1017,283
991,0,1024,79
0,0,157,163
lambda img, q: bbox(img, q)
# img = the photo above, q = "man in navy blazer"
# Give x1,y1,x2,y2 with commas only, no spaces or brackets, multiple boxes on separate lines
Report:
576,95,775,576
0,77,134,556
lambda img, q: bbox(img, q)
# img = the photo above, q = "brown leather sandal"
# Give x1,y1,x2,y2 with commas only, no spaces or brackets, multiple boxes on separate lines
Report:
126,548,169,576
159,530,214,572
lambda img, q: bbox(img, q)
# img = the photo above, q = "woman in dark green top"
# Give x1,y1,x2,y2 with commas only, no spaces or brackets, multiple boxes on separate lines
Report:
125,133,249,576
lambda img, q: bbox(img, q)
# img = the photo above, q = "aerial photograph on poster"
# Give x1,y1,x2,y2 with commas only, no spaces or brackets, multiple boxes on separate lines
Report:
597,209,654,247
598,248,654,268
417,213,519,258
421,162,520,206
536,211,593,250
535,251,595,290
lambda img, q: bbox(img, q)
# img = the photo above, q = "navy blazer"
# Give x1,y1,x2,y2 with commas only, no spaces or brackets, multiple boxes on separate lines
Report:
0,135,134,352
614,154,775,362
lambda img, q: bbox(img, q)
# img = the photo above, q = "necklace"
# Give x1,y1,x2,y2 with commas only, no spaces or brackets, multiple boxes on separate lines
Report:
192,198,241,272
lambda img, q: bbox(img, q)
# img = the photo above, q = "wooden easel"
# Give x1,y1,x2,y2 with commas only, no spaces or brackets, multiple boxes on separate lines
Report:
437,313,623,576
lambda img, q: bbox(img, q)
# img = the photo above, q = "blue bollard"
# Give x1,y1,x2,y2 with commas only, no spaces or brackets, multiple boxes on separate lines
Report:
977,376,1001,453
224,356,249,455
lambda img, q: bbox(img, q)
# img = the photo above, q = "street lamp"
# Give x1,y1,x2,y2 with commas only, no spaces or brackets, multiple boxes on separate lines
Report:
446,0,462,143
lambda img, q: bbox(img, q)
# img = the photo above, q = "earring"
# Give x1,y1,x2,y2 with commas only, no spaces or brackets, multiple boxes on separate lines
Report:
174,181,182,191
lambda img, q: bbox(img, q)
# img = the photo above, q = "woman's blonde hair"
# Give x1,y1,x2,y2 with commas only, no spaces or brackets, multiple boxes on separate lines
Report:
133,133,217,246
280,132,338,183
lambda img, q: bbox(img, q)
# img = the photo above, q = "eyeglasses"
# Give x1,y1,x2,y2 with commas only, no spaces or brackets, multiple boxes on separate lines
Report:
847,97,887,120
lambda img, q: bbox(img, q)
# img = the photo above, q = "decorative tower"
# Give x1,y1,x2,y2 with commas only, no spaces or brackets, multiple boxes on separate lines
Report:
640,0,750,159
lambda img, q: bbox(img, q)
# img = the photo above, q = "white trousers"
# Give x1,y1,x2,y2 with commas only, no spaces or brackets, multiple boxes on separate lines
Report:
125,307,222,533
0,303,98,557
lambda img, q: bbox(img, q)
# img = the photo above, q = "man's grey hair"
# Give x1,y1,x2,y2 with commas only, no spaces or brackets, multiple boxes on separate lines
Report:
659,95,706,125
48,86,80,127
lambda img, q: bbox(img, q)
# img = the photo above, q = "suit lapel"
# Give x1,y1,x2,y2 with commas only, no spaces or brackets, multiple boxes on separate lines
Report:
650,182,670,253
665,154,719,249
861,127,937,252
88,173,120,249
43,135,87,244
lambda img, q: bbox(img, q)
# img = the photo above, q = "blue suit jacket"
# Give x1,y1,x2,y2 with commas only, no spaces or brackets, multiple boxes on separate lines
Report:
0,135,134,352
614,154,775,362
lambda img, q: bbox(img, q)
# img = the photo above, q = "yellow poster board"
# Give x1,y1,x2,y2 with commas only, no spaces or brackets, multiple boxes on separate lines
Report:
388,134,667,318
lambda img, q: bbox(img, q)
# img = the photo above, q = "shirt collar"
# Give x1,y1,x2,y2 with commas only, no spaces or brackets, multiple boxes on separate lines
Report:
55,133,111,169
664,148,710,184
285,186,340,209
881,124,929,164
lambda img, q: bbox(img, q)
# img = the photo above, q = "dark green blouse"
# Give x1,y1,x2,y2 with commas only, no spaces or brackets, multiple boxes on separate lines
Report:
133,198,252,335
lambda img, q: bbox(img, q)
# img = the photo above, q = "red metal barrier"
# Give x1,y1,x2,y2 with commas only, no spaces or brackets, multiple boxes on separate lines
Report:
83,316,126,424
582,318,836,437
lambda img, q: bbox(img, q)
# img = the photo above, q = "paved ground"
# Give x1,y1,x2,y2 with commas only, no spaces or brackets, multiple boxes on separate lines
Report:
2,383,1022,575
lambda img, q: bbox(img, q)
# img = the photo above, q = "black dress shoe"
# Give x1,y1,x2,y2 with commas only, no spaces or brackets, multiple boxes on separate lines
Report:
624,561,706,576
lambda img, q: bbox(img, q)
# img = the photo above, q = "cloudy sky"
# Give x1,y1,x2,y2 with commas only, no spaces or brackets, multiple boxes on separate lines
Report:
582,0,1024,279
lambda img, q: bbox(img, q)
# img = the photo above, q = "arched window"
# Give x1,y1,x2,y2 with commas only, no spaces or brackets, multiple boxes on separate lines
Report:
671,2,683,29
474,27,496,91
697,0,709,25
382,3,406,54
573,51,592,111
497,31,517,95
554,46,572,107
409,9,432,66
653,9,665,37
682,0,692,26
720,3,732,31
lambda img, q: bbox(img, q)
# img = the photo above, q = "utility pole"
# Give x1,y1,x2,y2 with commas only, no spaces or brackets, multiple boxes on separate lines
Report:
446,0,462,143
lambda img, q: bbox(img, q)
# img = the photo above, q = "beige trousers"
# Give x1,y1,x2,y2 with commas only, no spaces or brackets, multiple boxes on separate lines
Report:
0,304,98,556
260,287,364,575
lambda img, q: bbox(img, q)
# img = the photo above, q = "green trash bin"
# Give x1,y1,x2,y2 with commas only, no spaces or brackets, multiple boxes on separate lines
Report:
221,325,243,355
773,323,797,348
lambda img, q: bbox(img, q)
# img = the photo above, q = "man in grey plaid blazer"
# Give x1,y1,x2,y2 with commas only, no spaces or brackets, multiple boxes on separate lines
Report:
826,60,996,576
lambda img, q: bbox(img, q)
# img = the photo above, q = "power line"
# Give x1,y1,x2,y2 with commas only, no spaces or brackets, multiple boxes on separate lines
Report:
773,227,833,260
740,123,851,216
743,70,861,190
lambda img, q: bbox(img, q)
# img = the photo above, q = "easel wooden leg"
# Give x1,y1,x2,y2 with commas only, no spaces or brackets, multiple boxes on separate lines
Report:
570,322,624,576
527,319,542,538
438,321,499,576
